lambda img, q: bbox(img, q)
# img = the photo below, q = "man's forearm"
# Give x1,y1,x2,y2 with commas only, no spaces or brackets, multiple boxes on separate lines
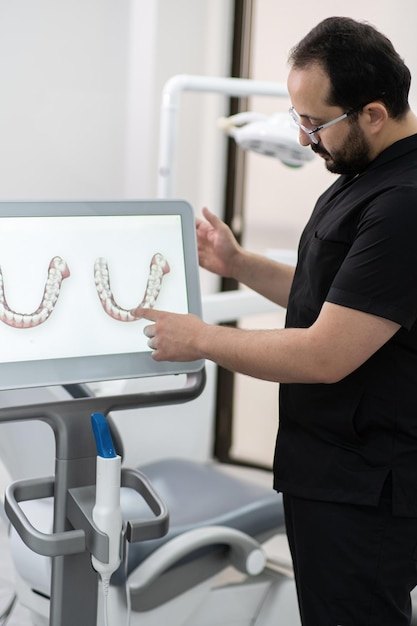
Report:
231,249,295,309
196,302,400,385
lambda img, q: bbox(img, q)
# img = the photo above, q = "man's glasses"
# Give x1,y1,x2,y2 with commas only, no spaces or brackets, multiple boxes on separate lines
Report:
289,104,364,144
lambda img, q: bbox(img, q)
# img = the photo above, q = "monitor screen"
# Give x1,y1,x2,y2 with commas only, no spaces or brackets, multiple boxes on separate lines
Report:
0,200,204,389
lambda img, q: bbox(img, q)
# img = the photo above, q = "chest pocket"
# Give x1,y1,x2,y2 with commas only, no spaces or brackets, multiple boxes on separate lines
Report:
289,232,351,326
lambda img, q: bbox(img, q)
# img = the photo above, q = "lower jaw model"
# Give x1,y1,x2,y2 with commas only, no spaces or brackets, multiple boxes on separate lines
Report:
94,253,170,321
0,256,70,328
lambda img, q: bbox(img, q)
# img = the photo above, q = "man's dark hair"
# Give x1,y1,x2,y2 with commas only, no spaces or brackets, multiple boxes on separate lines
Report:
289,16,411,119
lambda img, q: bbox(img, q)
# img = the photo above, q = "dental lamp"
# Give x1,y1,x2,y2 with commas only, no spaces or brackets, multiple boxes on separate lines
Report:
158,74,314,198
218,111,315,168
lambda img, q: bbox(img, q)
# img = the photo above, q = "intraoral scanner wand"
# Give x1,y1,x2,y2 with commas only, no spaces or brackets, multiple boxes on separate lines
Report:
90,413,123,600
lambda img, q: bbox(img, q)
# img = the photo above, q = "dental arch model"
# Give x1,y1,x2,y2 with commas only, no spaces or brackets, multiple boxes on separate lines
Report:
0,252,169,329
0,256,70,328
94,253,170,322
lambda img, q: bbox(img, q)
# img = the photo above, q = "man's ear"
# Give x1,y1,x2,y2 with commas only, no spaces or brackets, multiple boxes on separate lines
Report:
362,102,388,134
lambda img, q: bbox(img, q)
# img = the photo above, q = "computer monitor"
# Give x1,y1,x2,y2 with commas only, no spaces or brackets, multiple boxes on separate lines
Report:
0,200,204,389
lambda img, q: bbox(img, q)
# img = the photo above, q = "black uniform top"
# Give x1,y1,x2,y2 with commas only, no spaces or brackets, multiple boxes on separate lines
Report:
273,134,417,516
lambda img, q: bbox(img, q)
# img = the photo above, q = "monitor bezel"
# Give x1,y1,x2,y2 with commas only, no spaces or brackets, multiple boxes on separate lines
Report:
0,199,204,390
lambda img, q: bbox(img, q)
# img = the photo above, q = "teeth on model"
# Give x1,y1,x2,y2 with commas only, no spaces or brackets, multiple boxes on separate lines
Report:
0,256,69,328
52,257,67,274
13,314,23,326
22,315,32,327
31,313,41,326
94,253,170,321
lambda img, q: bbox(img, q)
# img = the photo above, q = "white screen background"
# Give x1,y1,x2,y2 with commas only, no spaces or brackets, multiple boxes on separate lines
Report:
0,214,187,363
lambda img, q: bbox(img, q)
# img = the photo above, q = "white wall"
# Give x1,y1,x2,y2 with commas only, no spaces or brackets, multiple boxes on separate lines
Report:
0,0,233,210
0,0,130,199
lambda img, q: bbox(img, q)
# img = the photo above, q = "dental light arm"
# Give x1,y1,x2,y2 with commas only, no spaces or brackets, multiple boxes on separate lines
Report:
157,74,289,198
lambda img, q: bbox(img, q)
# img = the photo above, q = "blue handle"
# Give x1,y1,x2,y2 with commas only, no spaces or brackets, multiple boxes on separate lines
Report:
91,412,116,458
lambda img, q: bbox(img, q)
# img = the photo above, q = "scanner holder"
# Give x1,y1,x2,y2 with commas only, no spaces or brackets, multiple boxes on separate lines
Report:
1,369,205,626
5,467,169,562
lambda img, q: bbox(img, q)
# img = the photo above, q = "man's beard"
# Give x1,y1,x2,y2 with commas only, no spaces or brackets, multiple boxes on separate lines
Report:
312,121,372,176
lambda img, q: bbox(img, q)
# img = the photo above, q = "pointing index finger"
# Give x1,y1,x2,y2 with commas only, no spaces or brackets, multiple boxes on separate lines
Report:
132,307,161,321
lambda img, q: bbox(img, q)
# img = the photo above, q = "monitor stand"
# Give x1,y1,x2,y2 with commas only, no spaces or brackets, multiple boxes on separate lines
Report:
2,370,205,626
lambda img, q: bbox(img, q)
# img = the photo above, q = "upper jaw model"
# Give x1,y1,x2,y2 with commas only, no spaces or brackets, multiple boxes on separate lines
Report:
0,256,70,328
94,253,170,322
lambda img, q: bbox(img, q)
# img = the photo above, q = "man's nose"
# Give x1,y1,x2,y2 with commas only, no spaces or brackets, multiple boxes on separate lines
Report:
299,128,313,147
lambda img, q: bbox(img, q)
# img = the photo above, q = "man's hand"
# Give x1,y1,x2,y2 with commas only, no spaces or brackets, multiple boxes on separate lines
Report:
134,307,208,362
196,207,242,278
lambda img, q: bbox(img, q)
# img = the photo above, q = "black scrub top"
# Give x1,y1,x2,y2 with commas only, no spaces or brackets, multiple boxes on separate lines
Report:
273,134,417,516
